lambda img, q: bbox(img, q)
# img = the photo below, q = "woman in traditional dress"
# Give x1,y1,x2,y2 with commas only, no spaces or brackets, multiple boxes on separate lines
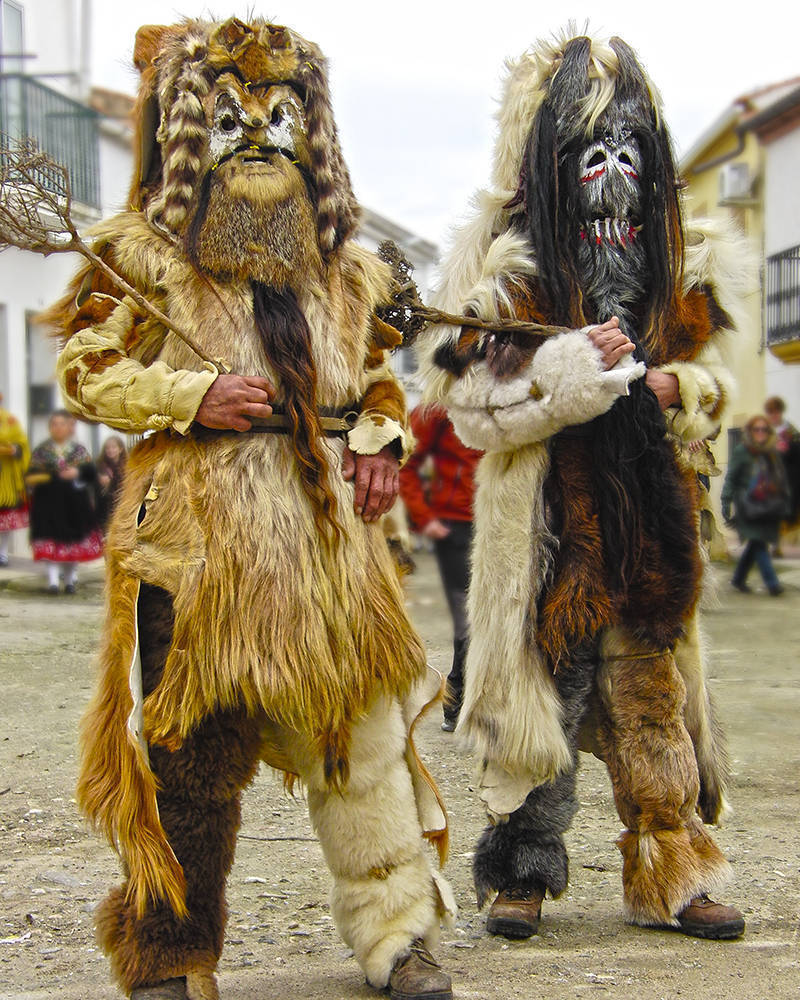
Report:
0,394,30,567
27,409,103,593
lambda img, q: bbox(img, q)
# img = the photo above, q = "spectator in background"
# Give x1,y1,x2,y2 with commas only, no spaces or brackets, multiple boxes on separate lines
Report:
400,404,481,731
721,415,790,596
0,393,30,567
95,435,127,533
764,396,800,527
27,410,103,593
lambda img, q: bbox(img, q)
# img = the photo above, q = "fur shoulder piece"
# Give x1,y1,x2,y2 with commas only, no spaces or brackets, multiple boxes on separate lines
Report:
336,240,394,312
38,212,189,346
683,216,757,336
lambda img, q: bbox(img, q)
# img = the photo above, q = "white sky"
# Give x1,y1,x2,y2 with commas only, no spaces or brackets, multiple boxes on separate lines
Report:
91,1,800,245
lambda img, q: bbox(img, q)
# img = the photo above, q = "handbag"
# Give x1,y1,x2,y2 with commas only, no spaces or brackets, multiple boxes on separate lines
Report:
738,457,790,522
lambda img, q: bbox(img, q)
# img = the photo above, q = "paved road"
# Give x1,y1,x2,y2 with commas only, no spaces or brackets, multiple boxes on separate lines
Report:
1,551,799,999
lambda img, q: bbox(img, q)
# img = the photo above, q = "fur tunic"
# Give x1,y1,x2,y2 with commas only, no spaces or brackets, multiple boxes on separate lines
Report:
48,211,433,917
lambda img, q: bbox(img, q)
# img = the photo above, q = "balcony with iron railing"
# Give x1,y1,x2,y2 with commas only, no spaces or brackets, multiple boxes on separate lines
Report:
0,74,100,209
765,244,800,363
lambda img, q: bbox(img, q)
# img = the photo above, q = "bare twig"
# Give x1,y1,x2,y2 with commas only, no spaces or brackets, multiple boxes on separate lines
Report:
375,240,566,344
0,137,225,370
412,305,567,338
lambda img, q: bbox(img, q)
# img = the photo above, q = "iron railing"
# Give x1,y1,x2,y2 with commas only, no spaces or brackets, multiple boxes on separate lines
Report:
0,74,100,208
765,244,800,347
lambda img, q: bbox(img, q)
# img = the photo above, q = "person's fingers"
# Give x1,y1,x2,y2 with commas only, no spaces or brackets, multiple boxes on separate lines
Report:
240,400,273,420
605,341,636,367
341,447,356,481
362,470,386,521
595,316,620,333
241,375,276,398
354,463,372,514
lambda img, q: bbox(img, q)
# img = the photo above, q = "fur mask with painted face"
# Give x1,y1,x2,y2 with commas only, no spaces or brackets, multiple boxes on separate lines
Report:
187,74,320,286
130,17,360,286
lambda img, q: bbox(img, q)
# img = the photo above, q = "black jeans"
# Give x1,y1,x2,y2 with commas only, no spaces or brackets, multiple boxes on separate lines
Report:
434,519,473,719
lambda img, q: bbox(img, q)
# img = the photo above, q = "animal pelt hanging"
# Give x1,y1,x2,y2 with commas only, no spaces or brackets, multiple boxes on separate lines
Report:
416,29,749,801
42,17,445,920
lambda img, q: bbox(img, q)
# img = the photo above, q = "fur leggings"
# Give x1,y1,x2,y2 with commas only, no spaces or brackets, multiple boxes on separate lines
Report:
95,585,441,994
473,627,731,925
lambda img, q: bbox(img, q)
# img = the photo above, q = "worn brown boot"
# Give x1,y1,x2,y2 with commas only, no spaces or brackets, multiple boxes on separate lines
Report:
486,885,545,939
388,938,452,1000
130,979,187,999
674,894,745,940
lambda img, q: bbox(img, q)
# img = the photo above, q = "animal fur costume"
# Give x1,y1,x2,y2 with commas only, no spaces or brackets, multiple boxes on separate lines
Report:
417,31,749,928
45,17,453,997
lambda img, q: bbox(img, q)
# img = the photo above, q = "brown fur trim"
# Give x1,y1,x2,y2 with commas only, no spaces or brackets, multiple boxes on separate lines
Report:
372,315,403,351
538,436,614,665
649,285,733,367
359,377,407,427
596,641,731,922
77,439,188,920
618,821,731,925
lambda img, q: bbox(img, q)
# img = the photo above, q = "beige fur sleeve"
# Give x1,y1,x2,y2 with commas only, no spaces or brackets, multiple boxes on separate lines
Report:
56,294,218,434
659,340,736,443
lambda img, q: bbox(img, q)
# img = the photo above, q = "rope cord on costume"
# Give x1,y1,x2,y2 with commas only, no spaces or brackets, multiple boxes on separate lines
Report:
604,649,671,661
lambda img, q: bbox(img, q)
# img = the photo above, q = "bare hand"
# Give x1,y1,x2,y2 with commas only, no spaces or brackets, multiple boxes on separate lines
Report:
195,374,275,432
422,518,451,540
59,466,79,481
587,317,636,370
341,444,400,522
645,369,681,410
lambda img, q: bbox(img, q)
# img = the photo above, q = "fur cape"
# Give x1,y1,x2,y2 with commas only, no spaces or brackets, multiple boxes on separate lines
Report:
416,31,750,816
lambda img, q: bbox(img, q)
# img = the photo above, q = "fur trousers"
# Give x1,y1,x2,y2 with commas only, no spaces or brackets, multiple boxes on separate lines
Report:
95,586,442,995
473,627,731,925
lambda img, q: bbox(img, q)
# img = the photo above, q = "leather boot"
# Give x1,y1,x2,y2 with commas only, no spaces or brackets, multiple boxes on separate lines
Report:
674,894,745,939
486,885,545,939
130,979,187,999
388,938,452,1000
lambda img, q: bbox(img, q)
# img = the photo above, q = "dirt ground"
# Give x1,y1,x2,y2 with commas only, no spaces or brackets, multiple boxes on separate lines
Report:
1,551,799,1000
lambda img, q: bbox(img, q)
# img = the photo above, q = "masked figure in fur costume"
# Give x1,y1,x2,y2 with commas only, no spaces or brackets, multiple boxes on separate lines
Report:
417,32,748,940
45,18,454,1000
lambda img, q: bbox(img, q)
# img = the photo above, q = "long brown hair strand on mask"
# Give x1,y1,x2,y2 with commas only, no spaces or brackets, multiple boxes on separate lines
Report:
252,282,342,546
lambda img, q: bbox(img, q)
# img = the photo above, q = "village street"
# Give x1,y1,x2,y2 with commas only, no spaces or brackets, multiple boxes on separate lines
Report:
1,550,799,1000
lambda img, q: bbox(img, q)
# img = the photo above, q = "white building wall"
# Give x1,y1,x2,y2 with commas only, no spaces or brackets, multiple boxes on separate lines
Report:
763,128,800,426
6,0,85,99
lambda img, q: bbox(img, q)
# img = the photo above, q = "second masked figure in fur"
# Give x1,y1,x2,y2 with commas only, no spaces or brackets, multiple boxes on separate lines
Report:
418,31,749,940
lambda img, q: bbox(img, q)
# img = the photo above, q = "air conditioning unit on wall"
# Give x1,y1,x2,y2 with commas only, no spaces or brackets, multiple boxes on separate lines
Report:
719,162,753,203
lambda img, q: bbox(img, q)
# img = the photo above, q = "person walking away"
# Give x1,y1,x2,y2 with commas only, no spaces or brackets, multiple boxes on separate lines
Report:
0,394,30,566
722,415,790,595
400,404,481,731
27,410,103,593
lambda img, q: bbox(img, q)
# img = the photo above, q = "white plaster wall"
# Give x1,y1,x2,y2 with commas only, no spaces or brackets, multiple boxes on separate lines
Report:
8,0,84,97
763,129,800,257
763,128,800,423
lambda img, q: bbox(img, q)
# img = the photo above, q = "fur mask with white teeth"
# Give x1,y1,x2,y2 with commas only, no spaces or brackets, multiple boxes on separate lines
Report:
516,33,683,342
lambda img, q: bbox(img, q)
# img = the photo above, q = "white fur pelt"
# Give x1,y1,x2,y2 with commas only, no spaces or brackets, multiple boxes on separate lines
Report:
266,692,452,988
457,445,570,797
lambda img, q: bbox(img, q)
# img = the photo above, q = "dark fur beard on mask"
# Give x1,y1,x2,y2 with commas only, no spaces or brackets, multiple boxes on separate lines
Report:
187,165,321,288
577,230,646,334
577,233,693,603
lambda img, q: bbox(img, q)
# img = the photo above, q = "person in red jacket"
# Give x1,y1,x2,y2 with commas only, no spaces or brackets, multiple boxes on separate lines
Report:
400,404,482,730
